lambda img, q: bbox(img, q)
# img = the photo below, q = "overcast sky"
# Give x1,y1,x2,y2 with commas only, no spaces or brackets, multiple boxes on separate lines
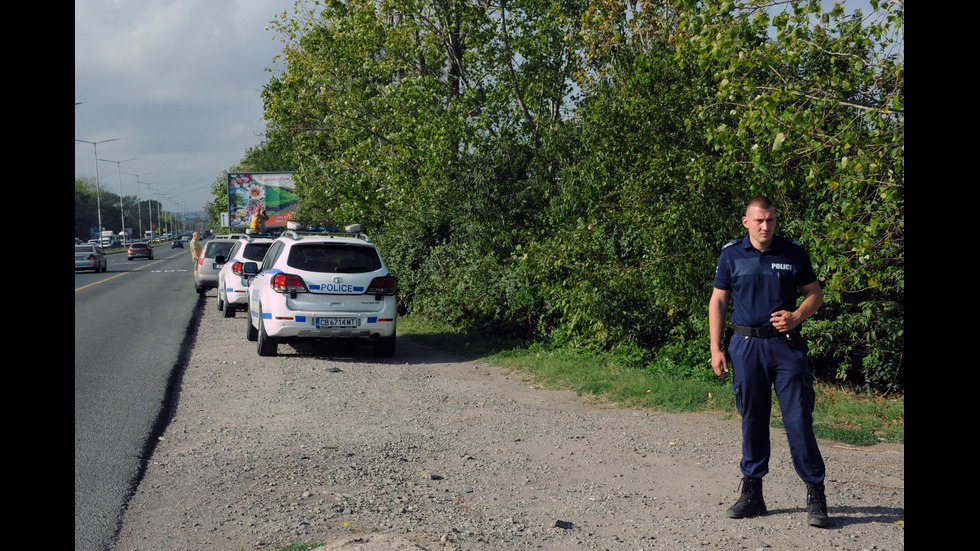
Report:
75,0,295,213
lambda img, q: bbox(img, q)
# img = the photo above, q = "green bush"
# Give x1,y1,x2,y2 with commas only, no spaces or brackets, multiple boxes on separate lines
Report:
254,0,903,394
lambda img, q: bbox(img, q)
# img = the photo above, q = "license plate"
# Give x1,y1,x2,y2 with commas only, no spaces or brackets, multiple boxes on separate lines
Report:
316,317,358,328
212,262,222,269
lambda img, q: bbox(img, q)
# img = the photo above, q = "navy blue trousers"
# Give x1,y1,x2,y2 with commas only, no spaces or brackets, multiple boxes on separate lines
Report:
729,334,825,485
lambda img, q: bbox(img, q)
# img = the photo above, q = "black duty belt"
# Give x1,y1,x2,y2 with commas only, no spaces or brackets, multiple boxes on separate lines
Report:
733,324,782,338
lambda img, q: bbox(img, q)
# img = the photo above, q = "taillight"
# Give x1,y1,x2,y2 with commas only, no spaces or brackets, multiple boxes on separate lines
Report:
271,273,307,293
231,262,244,275
88,254,96,260
366,276,397,296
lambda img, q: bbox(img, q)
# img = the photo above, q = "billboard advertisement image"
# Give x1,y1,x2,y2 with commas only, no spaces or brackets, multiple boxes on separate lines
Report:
227,172,298,229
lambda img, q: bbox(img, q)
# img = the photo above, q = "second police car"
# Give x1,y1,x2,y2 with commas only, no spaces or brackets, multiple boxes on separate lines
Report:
216,234,275,318
242,224,397,357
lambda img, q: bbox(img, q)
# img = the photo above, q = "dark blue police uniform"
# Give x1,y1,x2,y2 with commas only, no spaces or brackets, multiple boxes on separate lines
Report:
714,234,825,485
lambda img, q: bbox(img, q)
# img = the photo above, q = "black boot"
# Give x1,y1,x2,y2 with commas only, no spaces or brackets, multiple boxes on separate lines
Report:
726,476,767,518
806,482,831,527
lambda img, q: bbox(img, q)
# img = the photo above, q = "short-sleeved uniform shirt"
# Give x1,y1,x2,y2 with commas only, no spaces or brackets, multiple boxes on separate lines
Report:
714,235,818,327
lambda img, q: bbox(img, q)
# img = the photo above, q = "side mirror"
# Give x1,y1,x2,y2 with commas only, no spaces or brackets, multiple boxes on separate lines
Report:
242,262,259,275
215,255,226,264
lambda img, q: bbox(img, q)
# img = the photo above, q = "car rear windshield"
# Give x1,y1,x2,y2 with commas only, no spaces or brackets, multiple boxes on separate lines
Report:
204,241,235,258
286,243,382,273
242,243,272,262
75,246,97,253
131,243,148,249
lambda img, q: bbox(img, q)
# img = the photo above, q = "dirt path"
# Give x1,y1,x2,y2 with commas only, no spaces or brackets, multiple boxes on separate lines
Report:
115,299,904,550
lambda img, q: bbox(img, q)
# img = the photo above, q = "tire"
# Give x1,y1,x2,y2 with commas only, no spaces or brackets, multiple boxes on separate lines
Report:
373,334,396,358
256,307,277,356
222,296,236,318
217,292,225,312
245,307,258,341
128,257,133,261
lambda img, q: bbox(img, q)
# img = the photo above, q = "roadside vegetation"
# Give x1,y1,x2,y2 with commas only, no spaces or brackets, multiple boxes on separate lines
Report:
205,1,903,410
401,317,904,446
75,178,187,242
280,544,322,551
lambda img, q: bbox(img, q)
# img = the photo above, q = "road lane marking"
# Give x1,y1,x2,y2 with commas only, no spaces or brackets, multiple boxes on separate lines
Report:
75,253,190,291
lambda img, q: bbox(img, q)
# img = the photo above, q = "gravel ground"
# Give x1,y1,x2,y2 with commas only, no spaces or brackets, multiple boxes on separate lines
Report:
115,297,904,551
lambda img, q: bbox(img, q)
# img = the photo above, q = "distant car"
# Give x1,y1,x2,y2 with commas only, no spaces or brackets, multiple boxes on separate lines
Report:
172,240,184,249
75,244,108,272
128,242,154,261
244,224,397,357
215,236,275,317
194,239,237,294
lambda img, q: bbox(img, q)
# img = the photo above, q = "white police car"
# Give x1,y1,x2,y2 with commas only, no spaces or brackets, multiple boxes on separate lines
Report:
216,235,275,318
243,224,397,357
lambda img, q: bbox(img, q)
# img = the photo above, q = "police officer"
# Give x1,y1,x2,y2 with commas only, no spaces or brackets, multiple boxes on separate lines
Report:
708,196,830,528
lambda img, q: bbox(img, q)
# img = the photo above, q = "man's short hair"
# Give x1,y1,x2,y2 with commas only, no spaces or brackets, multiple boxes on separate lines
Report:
746,195,775,213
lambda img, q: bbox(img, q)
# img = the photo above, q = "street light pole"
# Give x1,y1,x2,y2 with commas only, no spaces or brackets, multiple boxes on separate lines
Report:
157,191,163,238
158,194,168,237
123,172,152,240
143,182,162,240
159,193,177,236
157,191,173,237
75,137,120,236
176,201,186,234
100,157,139,243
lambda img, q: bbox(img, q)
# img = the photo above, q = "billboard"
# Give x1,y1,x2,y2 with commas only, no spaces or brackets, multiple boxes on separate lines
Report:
227,172,298,228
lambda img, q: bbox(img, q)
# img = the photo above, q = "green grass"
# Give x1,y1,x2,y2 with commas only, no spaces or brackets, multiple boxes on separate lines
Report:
400,316,904,446
279,544,324,551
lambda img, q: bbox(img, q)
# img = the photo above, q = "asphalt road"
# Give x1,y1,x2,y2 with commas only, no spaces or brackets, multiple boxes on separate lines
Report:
75,245,202,551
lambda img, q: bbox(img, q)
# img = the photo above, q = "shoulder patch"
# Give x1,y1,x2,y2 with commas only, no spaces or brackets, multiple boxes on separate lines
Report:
720,238,739,251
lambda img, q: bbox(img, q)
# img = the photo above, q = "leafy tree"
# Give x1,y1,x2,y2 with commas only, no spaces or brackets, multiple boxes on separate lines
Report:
675,0,904,390
75,178,100,239
256,0,904,392
76,176,170,241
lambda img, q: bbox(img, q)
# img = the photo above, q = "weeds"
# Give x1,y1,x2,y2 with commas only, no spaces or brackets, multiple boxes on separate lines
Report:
400,317,904,445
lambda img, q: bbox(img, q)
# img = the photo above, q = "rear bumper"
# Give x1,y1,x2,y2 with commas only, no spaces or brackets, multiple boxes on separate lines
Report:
224,286,250,305
195,272,220,288
256,308,397,340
